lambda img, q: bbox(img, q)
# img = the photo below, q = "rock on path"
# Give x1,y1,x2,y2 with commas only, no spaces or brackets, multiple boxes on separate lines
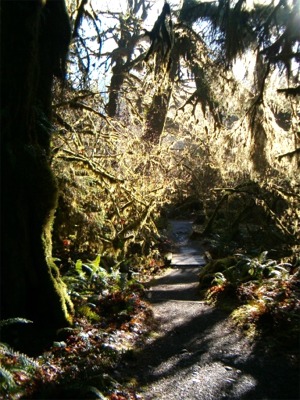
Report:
121,220,299,400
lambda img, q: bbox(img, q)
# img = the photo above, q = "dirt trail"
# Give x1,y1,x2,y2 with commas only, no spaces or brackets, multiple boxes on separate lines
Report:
119,220,299,400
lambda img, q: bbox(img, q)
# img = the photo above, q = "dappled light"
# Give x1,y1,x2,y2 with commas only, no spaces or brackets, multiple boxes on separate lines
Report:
1,0,299,399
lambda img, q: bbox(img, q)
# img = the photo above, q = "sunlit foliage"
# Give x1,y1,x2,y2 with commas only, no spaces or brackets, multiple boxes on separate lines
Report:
1,1,299,398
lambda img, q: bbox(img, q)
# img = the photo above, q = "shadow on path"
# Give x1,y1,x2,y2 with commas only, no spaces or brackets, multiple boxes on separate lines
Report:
117,220,300,400
120,302,299,399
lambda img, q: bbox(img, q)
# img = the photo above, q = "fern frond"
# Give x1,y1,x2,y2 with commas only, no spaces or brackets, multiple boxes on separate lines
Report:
0,318,33,327
0,365,17,390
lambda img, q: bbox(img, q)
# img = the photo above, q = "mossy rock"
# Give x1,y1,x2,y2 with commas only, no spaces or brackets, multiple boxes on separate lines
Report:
222,264,252,284
199,256,237,287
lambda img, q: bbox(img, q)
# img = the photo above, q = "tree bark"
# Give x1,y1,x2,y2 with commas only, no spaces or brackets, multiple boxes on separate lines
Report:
142,86,173,144
0,0,73,354
106,58,126,117
106,6,148,118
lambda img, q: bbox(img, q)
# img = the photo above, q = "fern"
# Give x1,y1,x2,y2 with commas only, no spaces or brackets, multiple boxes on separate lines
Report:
0,318,33,327
18,353,38,370
0,338,38,397
87,254,101,272
75,259,85,278
212,272,227,285
0,365,17,392
0,342,14,356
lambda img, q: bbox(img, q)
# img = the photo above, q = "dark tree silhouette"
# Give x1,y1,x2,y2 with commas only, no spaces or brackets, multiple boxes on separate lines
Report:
143,0,299,154
105,2,150,117
0,0,73,354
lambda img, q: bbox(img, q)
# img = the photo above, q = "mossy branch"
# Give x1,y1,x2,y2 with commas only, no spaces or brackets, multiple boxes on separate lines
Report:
277,148,300,160
202,182,260,235
119,200,156,238
202,193,229,235
56,149,123,183
259,198,294,237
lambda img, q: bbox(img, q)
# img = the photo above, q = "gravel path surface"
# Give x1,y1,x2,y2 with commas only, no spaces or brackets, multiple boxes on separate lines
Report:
119,220,299,400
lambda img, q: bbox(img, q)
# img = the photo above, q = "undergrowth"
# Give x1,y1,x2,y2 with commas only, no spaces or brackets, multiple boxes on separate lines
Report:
200,250,300,347
1,45,299,399
0,255,157,399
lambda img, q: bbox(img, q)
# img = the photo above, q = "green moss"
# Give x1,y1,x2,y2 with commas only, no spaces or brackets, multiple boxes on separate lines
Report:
43,187,74,325
231,305,259,338
48,258,74,325
199,256,237,287
78,305,101,323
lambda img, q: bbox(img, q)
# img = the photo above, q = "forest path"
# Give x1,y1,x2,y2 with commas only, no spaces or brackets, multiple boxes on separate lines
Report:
146,219,206,303
119,220,299,400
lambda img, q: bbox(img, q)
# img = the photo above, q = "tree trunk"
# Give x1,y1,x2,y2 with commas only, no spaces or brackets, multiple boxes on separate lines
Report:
0,0,73,354
106,7,148,118
142,47,179,145
106,58,126,117
143,86,173,144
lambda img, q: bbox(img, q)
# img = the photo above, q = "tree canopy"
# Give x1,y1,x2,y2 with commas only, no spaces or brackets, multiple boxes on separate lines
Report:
0,1,299,397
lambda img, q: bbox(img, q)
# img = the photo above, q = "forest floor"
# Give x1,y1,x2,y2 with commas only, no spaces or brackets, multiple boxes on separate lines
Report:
2,220,299,399
115,220,300,400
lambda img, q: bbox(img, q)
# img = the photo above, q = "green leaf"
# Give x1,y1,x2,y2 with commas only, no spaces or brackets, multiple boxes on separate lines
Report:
269,265,289,279
75,259,85,278
212,272,227,285
258,251,268,263
269,270,282,278
82,264,94,275
86,255,101,274
90,254,101,268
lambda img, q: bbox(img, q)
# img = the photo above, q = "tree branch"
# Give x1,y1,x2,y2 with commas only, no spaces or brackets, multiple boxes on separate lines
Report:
277,148,300,160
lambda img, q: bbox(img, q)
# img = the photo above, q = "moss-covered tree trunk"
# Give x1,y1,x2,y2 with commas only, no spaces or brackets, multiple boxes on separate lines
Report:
142,49,179,145
105,9,148,118
143,86,173,144
1,0,73,354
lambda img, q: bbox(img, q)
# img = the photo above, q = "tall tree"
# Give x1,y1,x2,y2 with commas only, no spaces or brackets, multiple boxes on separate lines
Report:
143,0,299,154
1,0,73,353
105,4,148,118
142,1,220,144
